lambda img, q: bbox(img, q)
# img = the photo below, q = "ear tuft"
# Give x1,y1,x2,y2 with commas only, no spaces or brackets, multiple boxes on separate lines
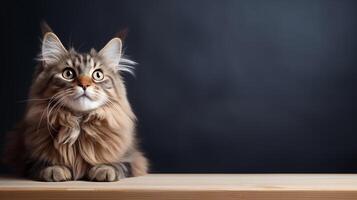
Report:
116,28,129,42
40,21,53,36
41,32,67,65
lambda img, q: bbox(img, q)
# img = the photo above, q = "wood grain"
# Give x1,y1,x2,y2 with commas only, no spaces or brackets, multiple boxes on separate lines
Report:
1,174,357,200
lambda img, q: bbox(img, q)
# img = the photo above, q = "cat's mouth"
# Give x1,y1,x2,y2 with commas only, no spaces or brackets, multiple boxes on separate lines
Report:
74,93,93,101
66,88,107,112
74,94,93,101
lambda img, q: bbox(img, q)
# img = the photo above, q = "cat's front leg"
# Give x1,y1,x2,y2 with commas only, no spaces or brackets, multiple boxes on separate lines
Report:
88,163,131,182
39,165,72,182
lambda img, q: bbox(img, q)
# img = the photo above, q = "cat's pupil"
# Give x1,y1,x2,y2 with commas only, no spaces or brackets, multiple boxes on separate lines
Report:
62,68,75,80
92,70,104,81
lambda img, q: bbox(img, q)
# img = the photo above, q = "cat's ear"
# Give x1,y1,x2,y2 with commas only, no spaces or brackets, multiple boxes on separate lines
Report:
98,38,122,68
99,37,136,75
41,32,67,65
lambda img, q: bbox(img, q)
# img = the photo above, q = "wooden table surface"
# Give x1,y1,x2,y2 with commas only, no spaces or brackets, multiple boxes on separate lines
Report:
1,174,357,200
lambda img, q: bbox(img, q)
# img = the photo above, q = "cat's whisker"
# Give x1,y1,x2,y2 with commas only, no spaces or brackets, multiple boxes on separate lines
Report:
36,91,71,139
46,90,74,132
104,98,123,115
49,99,68,136
35,89,73,138
44,96,66,137
46,96,66,132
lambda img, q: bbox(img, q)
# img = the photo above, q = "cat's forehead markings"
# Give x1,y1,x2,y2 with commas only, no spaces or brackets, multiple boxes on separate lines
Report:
74,56,81,66
86,55,91,63
68,53,97,74
94,61,101,69
79,54,84,64
74,54,82,66
89,58,95,68
66,59,74,67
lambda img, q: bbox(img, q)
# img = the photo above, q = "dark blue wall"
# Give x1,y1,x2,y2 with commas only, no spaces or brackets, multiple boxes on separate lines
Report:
1,0,357,172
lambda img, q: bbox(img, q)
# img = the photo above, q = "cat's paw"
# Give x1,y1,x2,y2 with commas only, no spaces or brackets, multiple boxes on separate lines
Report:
88,164,119,182
39,166,72,182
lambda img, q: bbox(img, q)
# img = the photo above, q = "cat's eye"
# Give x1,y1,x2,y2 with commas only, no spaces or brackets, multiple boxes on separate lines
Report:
92,69,104,81
62,68,76,80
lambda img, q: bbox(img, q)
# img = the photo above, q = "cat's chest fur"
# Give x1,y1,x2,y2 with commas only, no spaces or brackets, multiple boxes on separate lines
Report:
55,111,131,159
25,104,134,179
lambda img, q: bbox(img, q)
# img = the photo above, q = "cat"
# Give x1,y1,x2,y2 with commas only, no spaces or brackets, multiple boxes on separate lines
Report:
3,25,148,182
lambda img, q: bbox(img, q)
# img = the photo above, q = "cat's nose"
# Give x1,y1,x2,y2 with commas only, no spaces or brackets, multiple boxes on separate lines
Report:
78,76,92,90
79,84,87,90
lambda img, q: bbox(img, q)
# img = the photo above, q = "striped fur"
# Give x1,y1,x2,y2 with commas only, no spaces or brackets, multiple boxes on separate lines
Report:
4,32,148,181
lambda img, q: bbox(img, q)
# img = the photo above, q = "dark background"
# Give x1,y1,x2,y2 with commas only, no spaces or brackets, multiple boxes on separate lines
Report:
1,0,357,173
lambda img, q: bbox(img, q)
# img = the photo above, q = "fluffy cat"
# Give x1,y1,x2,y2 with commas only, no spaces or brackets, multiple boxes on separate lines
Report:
3,27,148,181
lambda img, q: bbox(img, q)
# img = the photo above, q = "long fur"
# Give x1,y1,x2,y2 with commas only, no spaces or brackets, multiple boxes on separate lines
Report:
3,31,148,181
